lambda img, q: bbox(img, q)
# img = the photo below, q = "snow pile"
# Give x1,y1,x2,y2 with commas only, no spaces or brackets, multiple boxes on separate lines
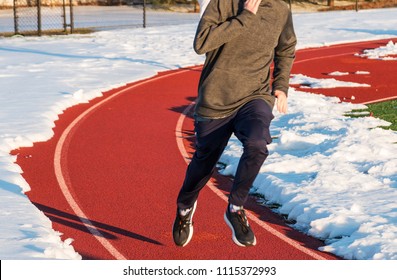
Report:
328,71,349,76
290,74,371,88
355,71,371,75
43,238,82,260
0,187,81,260
358,40,397,60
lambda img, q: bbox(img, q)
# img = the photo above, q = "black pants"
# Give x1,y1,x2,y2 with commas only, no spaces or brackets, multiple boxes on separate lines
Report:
177,98,274,209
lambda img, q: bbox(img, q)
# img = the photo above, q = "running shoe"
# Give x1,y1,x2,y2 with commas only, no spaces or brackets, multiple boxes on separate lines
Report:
224,205,257,246
172,201,197,247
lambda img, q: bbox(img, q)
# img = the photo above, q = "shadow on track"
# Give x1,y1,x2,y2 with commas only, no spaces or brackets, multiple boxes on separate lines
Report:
33,202,164,245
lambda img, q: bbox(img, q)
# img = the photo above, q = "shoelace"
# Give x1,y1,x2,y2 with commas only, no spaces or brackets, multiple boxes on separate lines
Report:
178,213,193,232
236,210,250,234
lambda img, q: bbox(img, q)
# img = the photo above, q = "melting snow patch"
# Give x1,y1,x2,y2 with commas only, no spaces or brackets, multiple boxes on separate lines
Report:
328,71,349,76
358,41,397,60
290,74,371,88
355,71,371,75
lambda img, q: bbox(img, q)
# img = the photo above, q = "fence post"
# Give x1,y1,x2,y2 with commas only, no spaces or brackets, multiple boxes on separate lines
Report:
13,0,19,35
62,0,67,32
355,0,359,12
69,0,74,33
143,0,146,28
37,0,42,36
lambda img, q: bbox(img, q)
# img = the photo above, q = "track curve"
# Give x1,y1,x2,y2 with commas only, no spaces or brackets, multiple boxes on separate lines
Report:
14,38,396,260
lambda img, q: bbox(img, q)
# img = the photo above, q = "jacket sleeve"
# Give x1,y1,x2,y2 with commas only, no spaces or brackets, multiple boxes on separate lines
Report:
272,10,297,96
193,0,256,55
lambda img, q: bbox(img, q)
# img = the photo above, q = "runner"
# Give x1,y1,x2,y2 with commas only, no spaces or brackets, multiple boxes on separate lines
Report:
172,0,297,247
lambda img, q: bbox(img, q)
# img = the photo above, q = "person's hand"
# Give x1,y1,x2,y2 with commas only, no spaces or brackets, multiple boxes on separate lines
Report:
244,0,262,15
274,90,288,113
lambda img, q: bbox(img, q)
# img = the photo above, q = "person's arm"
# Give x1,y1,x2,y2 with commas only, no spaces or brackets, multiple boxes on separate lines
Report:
272,10,297,108
272,10,297,113
193,0,261,55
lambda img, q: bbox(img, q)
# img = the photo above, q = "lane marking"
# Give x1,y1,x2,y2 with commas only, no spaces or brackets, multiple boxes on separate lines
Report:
297,38,397,54
294,51,357,64
54,68,199,260
175,103,328,260
362,95,397,104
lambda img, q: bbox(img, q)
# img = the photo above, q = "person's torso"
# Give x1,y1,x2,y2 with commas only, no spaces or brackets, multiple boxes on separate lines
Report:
196,0,290,119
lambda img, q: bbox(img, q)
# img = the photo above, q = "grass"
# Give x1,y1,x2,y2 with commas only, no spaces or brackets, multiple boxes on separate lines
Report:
346,99,397,131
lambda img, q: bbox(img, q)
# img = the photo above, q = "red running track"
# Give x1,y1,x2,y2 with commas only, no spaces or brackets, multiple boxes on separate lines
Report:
13,38,396,260
291,38,397,104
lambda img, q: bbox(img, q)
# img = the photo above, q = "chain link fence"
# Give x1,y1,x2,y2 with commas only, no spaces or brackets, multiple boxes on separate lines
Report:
0,0,198,36
0,0,396,37
0,0,74,36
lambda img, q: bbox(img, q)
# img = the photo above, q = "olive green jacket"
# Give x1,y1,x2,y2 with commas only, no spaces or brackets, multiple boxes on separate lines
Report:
194,0,297,119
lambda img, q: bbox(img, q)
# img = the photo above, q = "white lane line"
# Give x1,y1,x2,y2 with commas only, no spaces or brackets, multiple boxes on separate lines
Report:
54,68,199,260
362,96,397,104
175,102,328,260
294,52,357,65
297,38,396,54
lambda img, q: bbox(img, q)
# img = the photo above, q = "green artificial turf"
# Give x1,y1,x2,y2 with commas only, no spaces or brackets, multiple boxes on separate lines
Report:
346,99,397,131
